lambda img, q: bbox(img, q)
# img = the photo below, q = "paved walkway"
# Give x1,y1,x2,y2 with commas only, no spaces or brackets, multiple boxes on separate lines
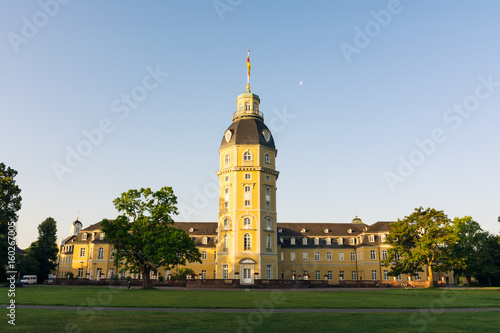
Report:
10,305,500,313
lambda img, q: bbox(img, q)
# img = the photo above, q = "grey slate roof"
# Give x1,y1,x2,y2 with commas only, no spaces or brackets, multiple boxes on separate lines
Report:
220,118,276,149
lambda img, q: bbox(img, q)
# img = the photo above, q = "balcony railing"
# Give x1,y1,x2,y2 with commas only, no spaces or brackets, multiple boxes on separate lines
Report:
233,110,264,121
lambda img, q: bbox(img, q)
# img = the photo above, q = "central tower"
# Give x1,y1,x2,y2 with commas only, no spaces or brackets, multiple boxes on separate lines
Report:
216,52,279,284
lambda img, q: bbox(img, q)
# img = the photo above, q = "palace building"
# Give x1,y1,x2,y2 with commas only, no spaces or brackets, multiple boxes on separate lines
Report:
56,54,453,286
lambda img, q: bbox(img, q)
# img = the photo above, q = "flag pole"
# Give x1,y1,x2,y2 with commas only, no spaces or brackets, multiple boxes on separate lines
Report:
246,50,251,92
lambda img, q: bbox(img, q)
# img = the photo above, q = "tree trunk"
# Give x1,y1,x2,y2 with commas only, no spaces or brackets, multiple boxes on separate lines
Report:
466,275,472,286
488,277,492,287
142,265,153,289
428,265,434,288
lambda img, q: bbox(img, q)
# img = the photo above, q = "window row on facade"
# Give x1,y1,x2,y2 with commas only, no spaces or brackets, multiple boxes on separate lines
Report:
283,249,388,262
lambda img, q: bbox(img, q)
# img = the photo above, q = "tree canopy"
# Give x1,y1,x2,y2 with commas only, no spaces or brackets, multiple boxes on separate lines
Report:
0,163,22,282
101,187,201,289
382,207,458,284
29,217,59,282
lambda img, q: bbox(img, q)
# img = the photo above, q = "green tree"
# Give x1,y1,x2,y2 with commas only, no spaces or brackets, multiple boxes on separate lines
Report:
16,253,39,278
101,187,201,289
382,207,458,284
450,216,488,285
30,217,59,282
473,234,500,286
0,163,22,282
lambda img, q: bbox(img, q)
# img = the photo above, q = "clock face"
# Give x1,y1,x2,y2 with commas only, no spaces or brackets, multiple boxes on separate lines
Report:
225,130,232,142
263,130,271,142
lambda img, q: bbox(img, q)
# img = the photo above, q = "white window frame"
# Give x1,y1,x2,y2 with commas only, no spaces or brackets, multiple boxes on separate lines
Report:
314,252,320,261
339,271,345,281
338,252,344,262
352,271,357,280
327,271,332,281
243,233,252,251
201,250,207,260
266,234,272,252
243,217,251,228
326,252,332,261
383,270,389,281
79,248,86,258
350,252,356,261
315,271,321,280
302,252,308,261
222,264,228,279
244,173,251,180
266,264,272,280
372,270,377,281
369,235,375,242
382,249,387,260
290,252,296,261
264,153,270,164
370,250,376,260
243,151,252,161
97,247,104,259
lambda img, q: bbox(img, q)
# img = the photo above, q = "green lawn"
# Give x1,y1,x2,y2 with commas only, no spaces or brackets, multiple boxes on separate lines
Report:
2,309,500,333
1,286,500,309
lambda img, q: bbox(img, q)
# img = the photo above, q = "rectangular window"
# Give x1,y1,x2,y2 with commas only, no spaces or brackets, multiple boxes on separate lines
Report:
372,270,377,281
302,252,308,261
244,200,251,206
369,235,374,242
397,274,402,281
96,268,102,279
338,252,344,262
339,271,345,281
224,201,229,209
82,233,87,241
79,248,86,257
290,252,296,261
265,175,270,182
244,173,251,180
350,252,356,261
244,186,251,192
383,270,389,281
78,268,83,278
327,271,332,281
352,271,357,280
281,252,284,261
290,237,295,245
121,269,126,278
315,271,321,280
222,265,228,279
108,268,114,278
314,252,320,261
414,273,420,281
265,201,270,209
266,264,272,280
202,251,207,260
225,175,229,182
201,270,206,279
382,249,387,260
214,251,217,260
291,270,296,278
326,251,332,261
100,233,104,240
370,250,376,260
357,250,362,261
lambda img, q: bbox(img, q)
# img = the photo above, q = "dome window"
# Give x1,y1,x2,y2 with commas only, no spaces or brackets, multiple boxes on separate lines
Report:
245,102,251,112
264,153,270,164
243,151,252,161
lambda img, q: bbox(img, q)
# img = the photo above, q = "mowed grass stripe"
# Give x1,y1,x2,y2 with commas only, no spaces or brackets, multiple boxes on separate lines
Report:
2,287,500,309
1,309,500,333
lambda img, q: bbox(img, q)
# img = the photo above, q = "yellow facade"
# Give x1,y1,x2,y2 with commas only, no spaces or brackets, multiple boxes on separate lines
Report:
56,63,454,286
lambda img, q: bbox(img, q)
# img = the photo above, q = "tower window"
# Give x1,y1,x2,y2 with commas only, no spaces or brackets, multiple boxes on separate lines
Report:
225,175,230,182
266,234,272,252
253,102,258,111
225,153,231,165
265,218,272,230
243,233,252,251
243,151,252,161
244,173,251,180
244,200,251,206
245,102,250,111
223,234,229,252
244,186,251,192
239,103,243,111
264,153,270,164
243,217,251,228
265,175,270,182
223,218,230,230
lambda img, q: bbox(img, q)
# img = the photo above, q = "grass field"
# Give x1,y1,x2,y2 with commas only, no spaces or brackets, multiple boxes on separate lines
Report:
2,286,500,309
3,310,500,333
1,287,500,332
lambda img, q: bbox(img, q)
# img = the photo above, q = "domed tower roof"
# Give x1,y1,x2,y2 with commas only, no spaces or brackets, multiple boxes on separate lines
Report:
352,216,363,224
220,118,275,149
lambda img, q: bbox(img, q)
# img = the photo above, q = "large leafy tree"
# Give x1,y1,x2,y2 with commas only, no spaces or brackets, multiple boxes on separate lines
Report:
382,207,458,284
29,217,59,282
472,234,500,286
101,187,201,289
0,163,22,282
450,217,488,285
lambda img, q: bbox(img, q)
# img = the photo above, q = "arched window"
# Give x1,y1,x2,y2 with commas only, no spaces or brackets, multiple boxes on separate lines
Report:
223,218,230,230
243,217,251,228
326,237,332,245
239,103,243,111
225,153,231,164
97,247,104,259
243,151,252,161
253,102,258,111
223,234,229,252
202,236,208,245
264,153,270,164
243,233,251,251
245,102,250,111
265,218,272,230
266,234,272,251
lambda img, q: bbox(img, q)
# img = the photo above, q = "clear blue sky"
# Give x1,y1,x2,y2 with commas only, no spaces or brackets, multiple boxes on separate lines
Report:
2,0,499,248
